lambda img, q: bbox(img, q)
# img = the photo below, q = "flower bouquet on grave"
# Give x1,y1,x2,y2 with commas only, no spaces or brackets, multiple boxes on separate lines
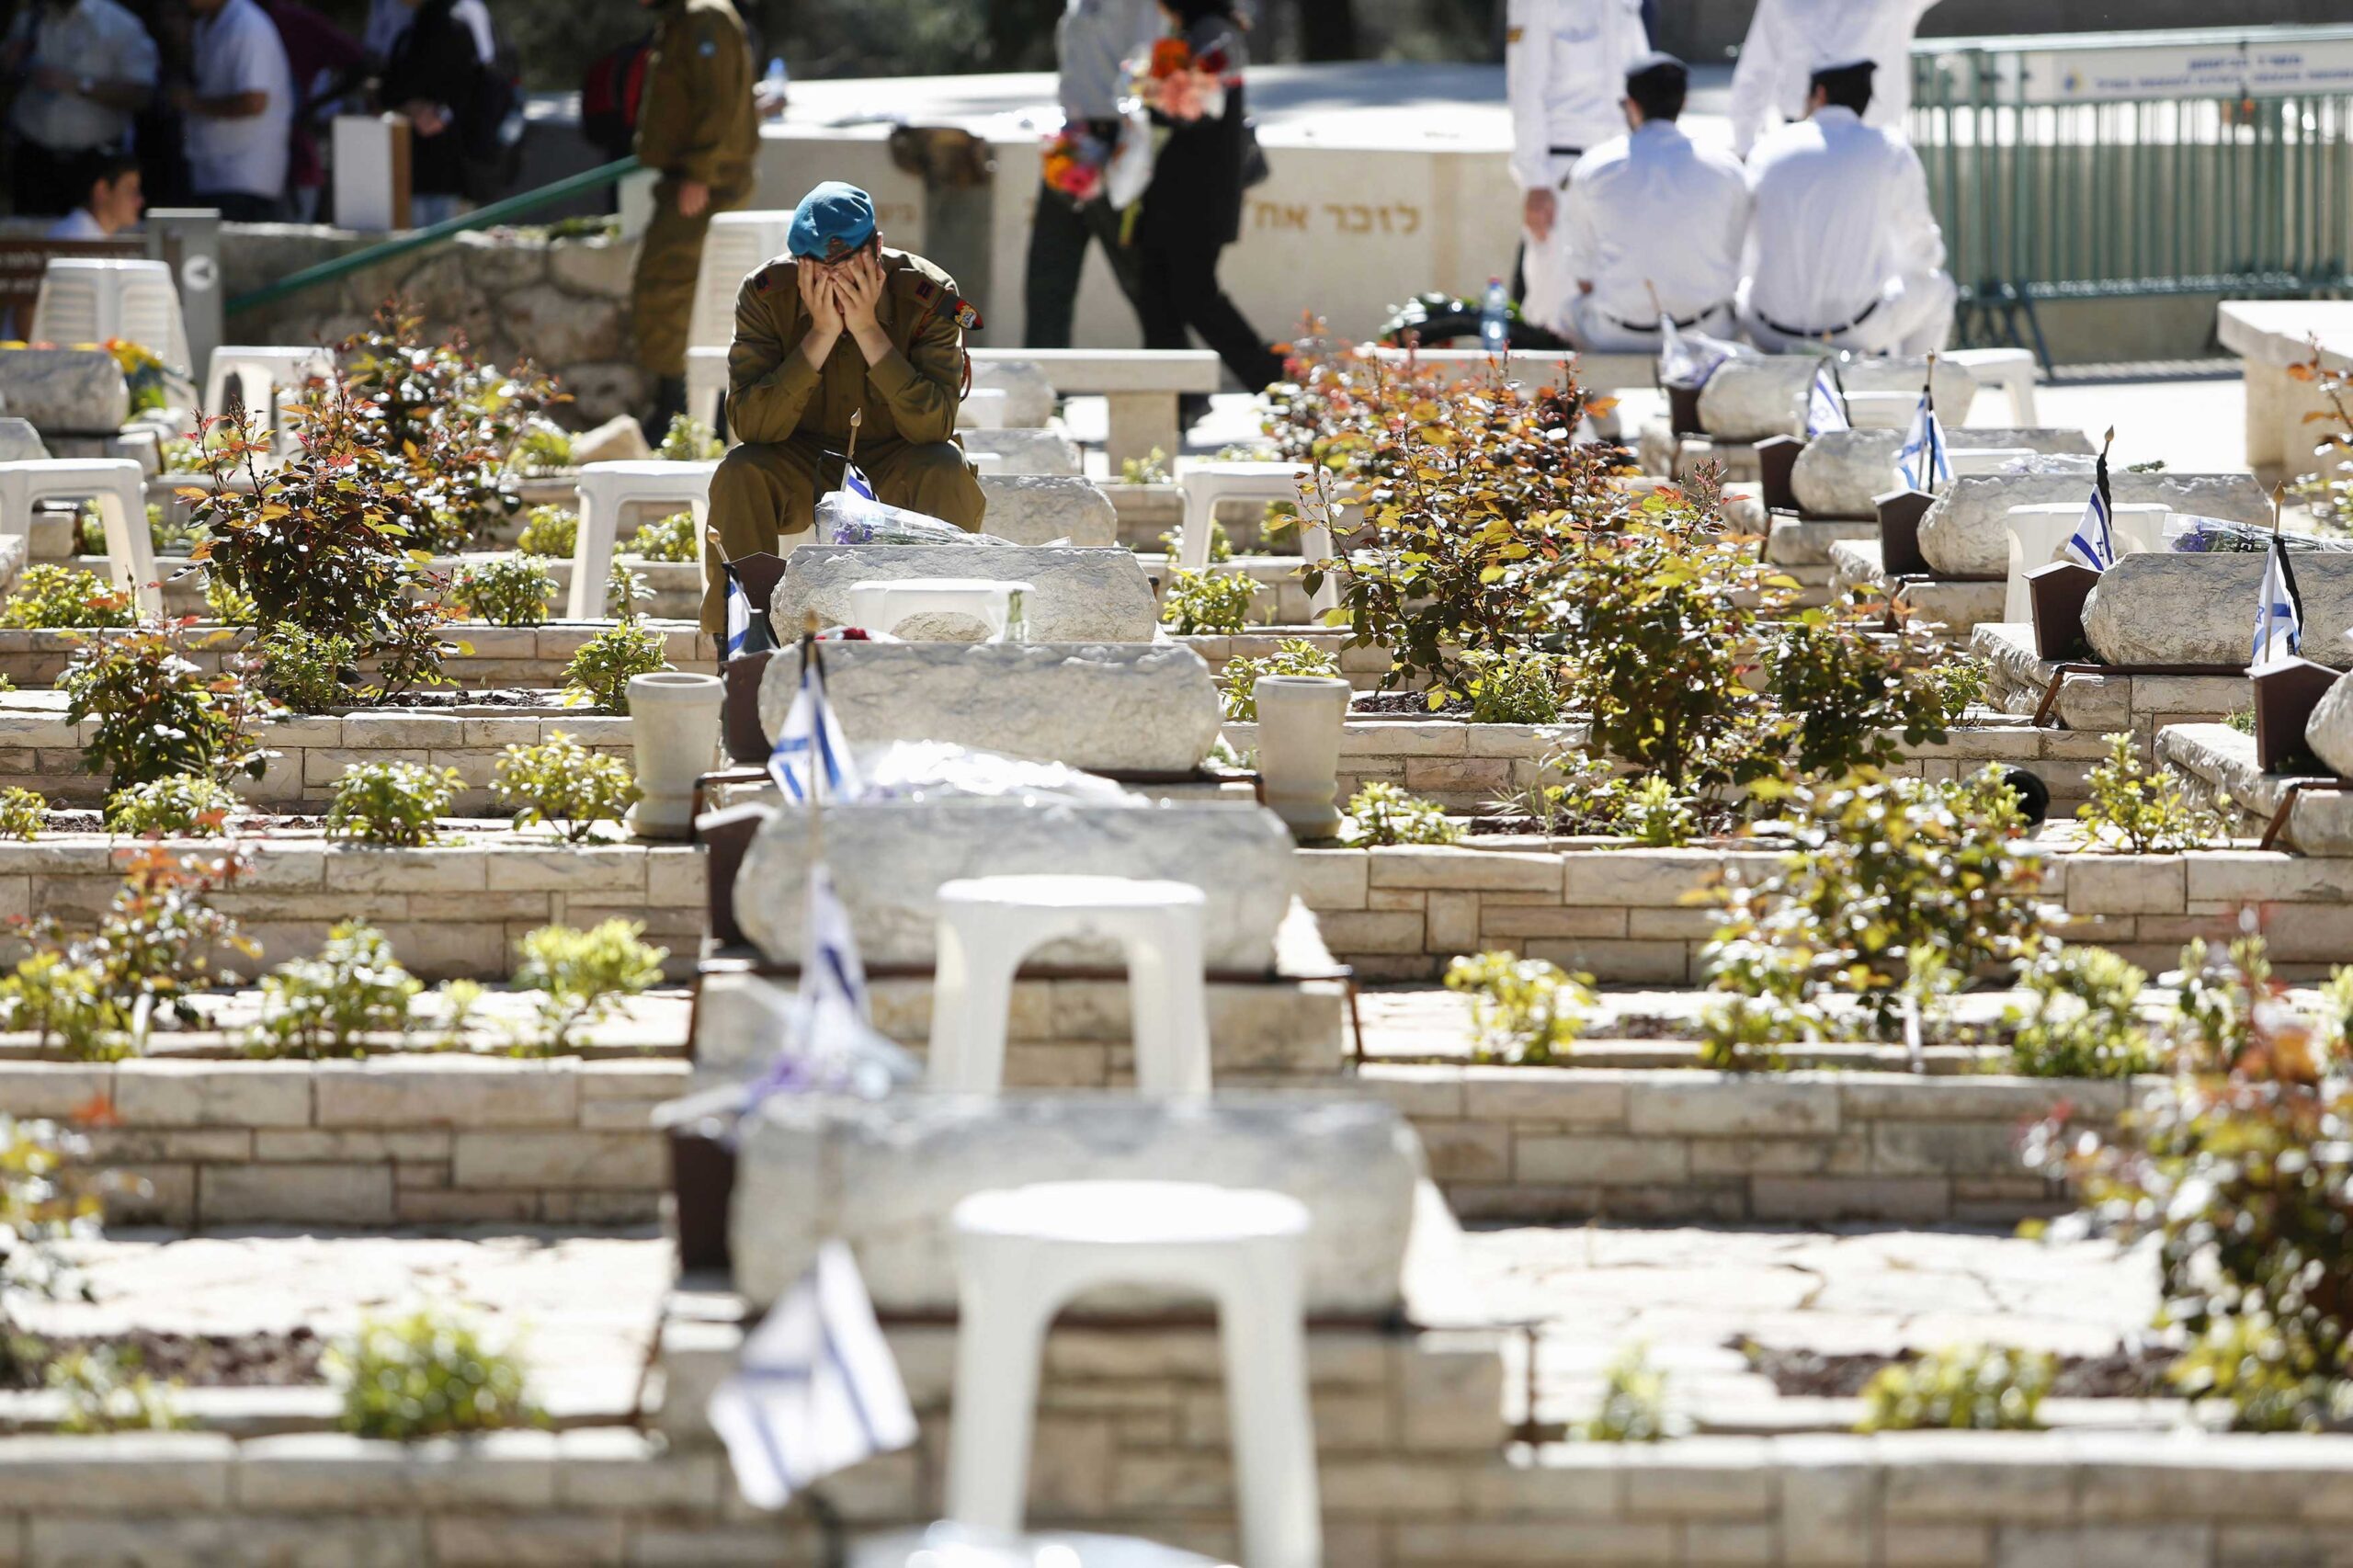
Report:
1041,123,1110,203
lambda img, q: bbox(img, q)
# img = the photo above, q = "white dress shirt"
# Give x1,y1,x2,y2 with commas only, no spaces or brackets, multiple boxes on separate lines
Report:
6,0,157,153
46,206,108,239
1563,119,1748,334
187,0,295,199
1728,0,1940,158
1506,0,1649,191
1741,105,1945,343
1057,0,1160,122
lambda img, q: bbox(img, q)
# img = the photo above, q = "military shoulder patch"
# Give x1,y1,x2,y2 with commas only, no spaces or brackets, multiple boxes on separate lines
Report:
754,264,779,292
954,300,983,332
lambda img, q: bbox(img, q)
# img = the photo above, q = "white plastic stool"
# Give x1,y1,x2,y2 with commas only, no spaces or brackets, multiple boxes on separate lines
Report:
686,345,730,436
31,257,192,377
846,578,1033,642
927,875,1210,1096
0,460,158,616
1175,460,1337,620
852,1526,1230,1568
945,1182,1320,1568
1946,347,2041,426
568,460,720,619
2002,500,2173,624
687,211,795,352
203,346,332,450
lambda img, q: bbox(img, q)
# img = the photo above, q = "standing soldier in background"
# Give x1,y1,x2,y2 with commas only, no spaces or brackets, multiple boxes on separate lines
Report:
1506,0,1648,339
630,0,757,444
1729,0,1940,159
1024,0,1157,348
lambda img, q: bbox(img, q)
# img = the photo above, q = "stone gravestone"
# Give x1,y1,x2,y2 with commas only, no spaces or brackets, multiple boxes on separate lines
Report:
976,473,1117,545
2306,667,2353,777
1790,426,2094,518
968,358,1057,427
726,1093,1426,1316
775,543,1160,642
2082,550,2353,667
1918,468,2274,578
1698,355,1976,441
0,347,126,435
732,797,1298,971
964,428,1083,477
761,641,1222,776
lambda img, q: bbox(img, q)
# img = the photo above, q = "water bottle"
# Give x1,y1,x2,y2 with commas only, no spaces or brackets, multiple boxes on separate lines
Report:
1480,277,1510,356
762,56,790,117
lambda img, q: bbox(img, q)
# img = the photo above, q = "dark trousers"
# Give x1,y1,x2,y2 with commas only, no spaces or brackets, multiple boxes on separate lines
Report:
1137,234,1282,392
12,140,94,218
194,189,283,222
1023,180,1144,347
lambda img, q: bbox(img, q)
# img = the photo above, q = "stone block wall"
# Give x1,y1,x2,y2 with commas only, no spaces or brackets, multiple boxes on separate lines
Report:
1978,623,2248,749
5,1056,683,1228
0,834,703,980
1363,1065,2117,1224
0,624,715,693
1302,842,2353,982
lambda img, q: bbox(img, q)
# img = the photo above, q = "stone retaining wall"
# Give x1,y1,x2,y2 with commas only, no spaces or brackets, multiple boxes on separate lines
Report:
1978,622,2248,747
1302,841,2353,982
0,834,702,979
0,623,715,692
1363,1064,2114,1224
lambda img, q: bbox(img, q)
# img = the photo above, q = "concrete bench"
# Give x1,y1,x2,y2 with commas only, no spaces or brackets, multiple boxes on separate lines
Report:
2217,300,2353,478
970,347,1221,470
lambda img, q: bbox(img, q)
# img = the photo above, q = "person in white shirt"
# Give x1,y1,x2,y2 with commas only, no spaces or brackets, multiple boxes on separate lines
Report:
1506,0,1648,337
176,0,295,219
45,147,142,238
2,0,158,217
1737,57,1955,357
1560,52,1747,352
1730,0,1939,160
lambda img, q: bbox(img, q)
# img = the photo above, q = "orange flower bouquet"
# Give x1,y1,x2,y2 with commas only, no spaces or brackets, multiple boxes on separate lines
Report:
1129,36,1232,123
1041,125,1108,202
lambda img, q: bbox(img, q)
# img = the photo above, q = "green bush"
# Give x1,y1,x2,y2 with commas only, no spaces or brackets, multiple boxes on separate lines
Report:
516,505,578,558
1443,950,1593,1064
204,572,256,627
561,622,669,712
1218,637,1341,721
450,558,555,628
1340,781,1461,846
49,1346,189,1435
2006,945,2156,1078
1857,1346,2054,1432
1459,647,1565,724
254,622,357,713
1920,655,1990,728
326,762,462,847
627,511,697,562
0,564,134,630
2076,732,2222,852
658,415,723,461
104,776,241,837
331,1308,540,1440
1120,448,1171,485
1159,568,1258,635
0,952,120,1061
492,733,639,843
507,418,575,476
250,923,422,1058
515,919,666,1052
60,621,276,791
1574,1345,1685,1442
1158,518,1233,563
0,788,44,840
605,561,653,619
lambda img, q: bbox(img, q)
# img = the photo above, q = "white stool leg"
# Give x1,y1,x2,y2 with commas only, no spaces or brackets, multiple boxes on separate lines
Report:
943,1244,1056,1535
1176,477,1213,571
2008,366,2038,426
1215,1243,1323,1568
569,489,620,619
1298,515,1339,619
1124,907,1210,1097
0,472,29,546
928,912,1017,1094
97,479,161,619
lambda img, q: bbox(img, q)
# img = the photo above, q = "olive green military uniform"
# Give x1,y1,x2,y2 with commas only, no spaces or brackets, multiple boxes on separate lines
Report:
631,0,760,382
701,246,990,630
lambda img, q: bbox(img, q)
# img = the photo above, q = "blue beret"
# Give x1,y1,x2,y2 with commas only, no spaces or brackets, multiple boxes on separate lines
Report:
788,181,878,261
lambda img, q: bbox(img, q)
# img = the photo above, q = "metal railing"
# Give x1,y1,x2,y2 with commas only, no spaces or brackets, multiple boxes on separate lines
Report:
1910,25,2353,360
224,156,642,318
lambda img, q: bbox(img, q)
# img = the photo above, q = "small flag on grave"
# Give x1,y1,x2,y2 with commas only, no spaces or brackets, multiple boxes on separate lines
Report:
2063,427,2119,572
1894,364,1952,493
767,635,862,804
2252,531,2305,668
1804,359,1849,436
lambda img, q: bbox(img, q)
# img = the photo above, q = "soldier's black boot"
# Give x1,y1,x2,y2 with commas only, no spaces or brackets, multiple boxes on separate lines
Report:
642,375,688,447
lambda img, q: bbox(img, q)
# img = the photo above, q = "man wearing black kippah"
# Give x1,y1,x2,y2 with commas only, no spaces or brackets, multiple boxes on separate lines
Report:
1729,0,1940,160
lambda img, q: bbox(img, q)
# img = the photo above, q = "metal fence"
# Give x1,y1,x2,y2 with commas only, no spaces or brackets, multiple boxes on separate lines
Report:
1909,25,2353,359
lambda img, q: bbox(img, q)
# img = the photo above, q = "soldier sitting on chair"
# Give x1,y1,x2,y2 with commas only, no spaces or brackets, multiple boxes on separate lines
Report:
701,179,988,632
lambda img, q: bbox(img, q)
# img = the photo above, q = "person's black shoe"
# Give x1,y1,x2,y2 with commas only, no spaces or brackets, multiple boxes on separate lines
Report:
642,375,688,447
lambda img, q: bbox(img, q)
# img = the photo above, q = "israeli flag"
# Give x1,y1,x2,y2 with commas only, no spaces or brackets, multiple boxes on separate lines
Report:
1657,316,1733,390
1804,361,1848,436
801,862,870,1025
1894,392,1951,493
2252,534,2305,667
722,574,753,660
767,648,862,803
2062,484,2116,572
708,1241,917,1511
843,461,876,502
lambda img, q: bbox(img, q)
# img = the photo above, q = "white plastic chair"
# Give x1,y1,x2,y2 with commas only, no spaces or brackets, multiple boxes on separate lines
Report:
32,257,192,377
2002,501,2173,624
0,459,158,616
1175,460,1337,620
1946,347,2041,426
845,578,1033,642
945,1181,1320,1568
687,211,795,353
567,460,720,619
686,345,729,435
1841,391,1916,431
203,346,333,451
927,875,1210,1096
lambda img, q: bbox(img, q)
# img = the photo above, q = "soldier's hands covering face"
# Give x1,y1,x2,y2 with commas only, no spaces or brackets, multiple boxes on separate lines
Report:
800,256,845,336
835,250,886,335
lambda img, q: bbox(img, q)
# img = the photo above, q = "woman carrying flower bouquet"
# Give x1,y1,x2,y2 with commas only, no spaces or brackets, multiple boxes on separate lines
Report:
1132,0,1282,402
1024,0,1157,348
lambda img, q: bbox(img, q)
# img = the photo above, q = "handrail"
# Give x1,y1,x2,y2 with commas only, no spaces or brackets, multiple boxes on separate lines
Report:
225,155,643,318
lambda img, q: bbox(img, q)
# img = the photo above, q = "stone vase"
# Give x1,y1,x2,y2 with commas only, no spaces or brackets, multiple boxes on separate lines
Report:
1255,675,1351,839
625,671,722,840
